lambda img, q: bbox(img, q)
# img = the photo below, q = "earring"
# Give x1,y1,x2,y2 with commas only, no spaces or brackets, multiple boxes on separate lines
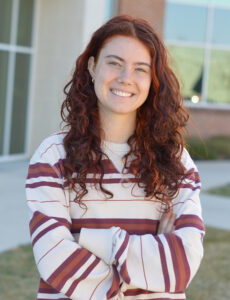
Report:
92,78,95,83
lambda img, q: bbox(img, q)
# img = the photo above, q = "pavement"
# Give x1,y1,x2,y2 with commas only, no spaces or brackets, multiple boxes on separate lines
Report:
0,159,230,253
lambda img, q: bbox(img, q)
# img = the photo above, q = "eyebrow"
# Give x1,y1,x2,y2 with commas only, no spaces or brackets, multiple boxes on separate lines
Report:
105,55,151,68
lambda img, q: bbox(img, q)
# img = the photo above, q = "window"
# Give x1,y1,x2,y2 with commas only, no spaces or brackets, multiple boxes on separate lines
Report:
0,0,34,158
164,3,207,43
164,0,230,105
167,45,204,102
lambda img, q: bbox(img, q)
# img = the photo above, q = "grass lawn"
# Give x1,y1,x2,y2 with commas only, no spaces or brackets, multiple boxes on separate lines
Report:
0,227,230,299
206,183,230,198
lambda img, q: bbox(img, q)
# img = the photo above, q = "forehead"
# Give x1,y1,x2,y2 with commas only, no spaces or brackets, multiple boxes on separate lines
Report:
98,35,151,63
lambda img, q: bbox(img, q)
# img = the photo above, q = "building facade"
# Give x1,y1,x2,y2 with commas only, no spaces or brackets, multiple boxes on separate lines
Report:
0,0,229,161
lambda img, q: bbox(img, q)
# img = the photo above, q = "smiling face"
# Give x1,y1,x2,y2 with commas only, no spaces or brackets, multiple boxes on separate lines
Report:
88,35,152,121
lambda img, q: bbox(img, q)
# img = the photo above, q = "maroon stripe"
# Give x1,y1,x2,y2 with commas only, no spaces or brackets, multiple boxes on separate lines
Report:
106,265,120,299
165,234,190,292
154,236,170,292
32,222,62,247
30,212,71,236
175,235,190,289
47,249,89,283
165,234,181,291
124,288,152,296
27,162,59,179
176,222,204,231
30,214,47,236
27,171,59,179
177,214,201,220
120,260,130,284
179,183,201,191
72,218,158,225
29,162,52,170
26,181,67,189
53,217,71,230
56,252,92,291
71,218,158,235
184,169,200,183
66,257,100,297
124,288,185,296
115,232,130,261
38,288,58,294
175,215,205,231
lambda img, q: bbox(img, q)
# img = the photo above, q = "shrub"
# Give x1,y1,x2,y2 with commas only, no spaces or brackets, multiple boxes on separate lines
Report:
185,135,230,160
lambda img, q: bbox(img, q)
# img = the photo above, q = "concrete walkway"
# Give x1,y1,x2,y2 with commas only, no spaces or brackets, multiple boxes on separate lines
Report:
0,159,230,253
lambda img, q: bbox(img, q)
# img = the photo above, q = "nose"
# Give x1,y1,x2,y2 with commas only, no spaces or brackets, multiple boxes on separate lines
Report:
117,66,133,85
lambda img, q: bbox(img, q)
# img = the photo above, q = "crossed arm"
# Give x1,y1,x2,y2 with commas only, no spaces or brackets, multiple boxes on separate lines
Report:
26,146,204,299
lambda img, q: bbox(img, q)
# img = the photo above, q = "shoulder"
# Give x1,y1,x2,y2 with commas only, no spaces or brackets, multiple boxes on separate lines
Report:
30,131,68,165
181,147,198,171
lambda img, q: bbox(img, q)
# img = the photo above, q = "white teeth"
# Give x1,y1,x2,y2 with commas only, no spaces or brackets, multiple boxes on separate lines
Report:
111,89,132,97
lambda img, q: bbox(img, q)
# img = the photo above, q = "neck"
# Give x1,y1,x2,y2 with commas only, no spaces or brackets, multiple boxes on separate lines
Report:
100,112,136,143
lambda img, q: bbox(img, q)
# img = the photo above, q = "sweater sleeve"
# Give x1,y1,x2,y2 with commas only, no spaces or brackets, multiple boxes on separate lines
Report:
26,145,121,300
79,148,205,293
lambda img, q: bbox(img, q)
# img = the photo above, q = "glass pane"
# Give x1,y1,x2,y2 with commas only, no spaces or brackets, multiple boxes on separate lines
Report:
10,53,30,154
208,49,230,103
167,45,204,102
175,0,209,3
17,0,34,46
0,51,9,155
213,0,230,5
212,8,230,46
164,3,208,43
0,0,13,43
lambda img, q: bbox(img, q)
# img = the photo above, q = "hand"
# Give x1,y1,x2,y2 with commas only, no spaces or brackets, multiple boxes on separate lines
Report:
157,210,177,234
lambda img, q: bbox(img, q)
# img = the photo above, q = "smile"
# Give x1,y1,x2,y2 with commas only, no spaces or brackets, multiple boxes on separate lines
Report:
111,89,133,97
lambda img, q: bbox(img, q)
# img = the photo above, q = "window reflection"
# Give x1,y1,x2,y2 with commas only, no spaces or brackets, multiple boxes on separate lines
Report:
10,53,31,154
212,8,230,45
0,0,12,43
17,0,34,46
167,45,204,103
164,3,207,43
208,50,230,103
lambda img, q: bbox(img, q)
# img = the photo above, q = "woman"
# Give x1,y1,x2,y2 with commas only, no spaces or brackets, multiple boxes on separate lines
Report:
26,15,205,300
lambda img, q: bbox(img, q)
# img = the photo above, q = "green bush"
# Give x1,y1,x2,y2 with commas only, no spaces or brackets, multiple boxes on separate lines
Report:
185,135,230,160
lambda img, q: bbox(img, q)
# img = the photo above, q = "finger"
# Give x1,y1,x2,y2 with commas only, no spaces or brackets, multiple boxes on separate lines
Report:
158,212,176,234
158,212,172,234
163,213,176,234
165,213,177,232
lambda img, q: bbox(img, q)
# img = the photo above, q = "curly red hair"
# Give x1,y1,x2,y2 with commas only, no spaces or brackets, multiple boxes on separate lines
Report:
61,15,189,209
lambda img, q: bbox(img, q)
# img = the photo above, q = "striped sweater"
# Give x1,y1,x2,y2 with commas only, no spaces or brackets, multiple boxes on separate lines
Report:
26,132,205,300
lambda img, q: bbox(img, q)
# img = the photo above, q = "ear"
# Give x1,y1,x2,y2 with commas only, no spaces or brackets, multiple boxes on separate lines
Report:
88,56,96,79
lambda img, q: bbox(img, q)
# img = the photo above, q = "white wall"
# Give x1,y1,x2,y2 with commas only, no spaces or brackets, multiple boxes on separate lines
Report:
28,0,84,155
28,0,113,156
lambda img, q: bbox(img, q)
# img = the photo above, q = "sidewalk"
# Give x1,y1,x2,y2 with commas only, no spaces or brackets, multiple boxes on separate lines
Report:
196,160,230,230
0,159,230,253
0,160,30,253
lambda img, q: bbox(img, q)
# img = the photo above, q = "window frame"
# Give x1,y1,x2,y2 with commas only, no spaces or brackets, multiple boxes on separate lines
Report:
165,0,230,109
0,0,36,162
